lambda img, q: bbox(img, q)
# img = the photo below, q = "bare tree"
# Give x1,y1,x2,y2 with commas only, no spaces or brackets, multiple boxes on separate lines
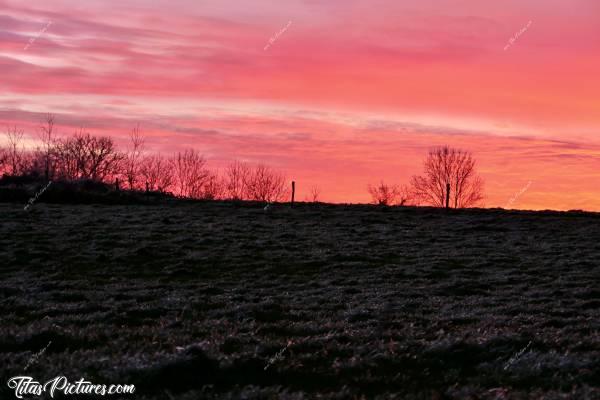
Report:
411,145,484,208
7,127,27,174
368,181,401,205
224,161,251,200
124,124,144,190
245,164,287,202
38,113,56,180
54,130,123,182
140,154,174,193
172,149,210,198
4,125,25,176
80,132,123,182
54,137,80,180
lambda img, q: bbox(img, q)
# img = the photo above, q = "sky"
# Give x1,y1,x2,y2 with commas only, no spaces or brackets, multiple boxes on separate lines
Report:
1,0,600,209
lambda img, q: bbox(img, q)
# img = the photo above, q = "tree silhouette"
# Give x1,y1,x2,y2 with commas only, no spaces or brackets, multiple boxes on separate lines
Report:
367,182,413,206
4,125,25,176
411,146,484,208
54,130,123,181
368,181,399,205
140,154,174,193
124,124,145,190
245,164,287,202
225,161,251,200
173,149,210,198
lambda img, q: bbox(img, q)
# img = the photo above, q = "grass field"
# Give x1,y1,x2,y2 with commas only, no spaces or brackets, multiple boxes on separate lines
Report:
1,202,599,399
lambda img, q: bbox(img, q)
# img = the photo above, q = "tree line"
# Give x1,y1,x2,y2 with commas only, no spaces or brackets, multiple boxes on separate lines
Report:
1,114,485,207
0,114,290,202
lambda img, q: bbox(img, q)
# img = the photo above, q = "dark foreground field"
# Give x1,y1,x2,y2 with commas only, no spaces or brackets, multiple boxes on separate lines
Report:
1,202,599,399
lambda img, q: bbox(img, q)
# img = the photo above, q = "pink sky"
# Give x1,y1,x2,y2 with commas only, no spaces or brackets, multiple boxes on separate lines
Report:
1,0,600,209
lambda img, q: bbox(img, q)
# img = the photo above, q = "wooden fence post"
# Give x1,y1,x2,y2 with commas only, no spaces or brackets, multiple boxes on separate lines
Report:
115,178,120,191
291,181,295,207
445,183,450,209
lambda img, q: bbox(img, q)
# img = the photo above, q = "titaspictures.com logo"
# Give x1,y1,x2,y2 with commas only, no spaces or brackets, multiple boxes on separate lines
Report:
7,376,135,398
